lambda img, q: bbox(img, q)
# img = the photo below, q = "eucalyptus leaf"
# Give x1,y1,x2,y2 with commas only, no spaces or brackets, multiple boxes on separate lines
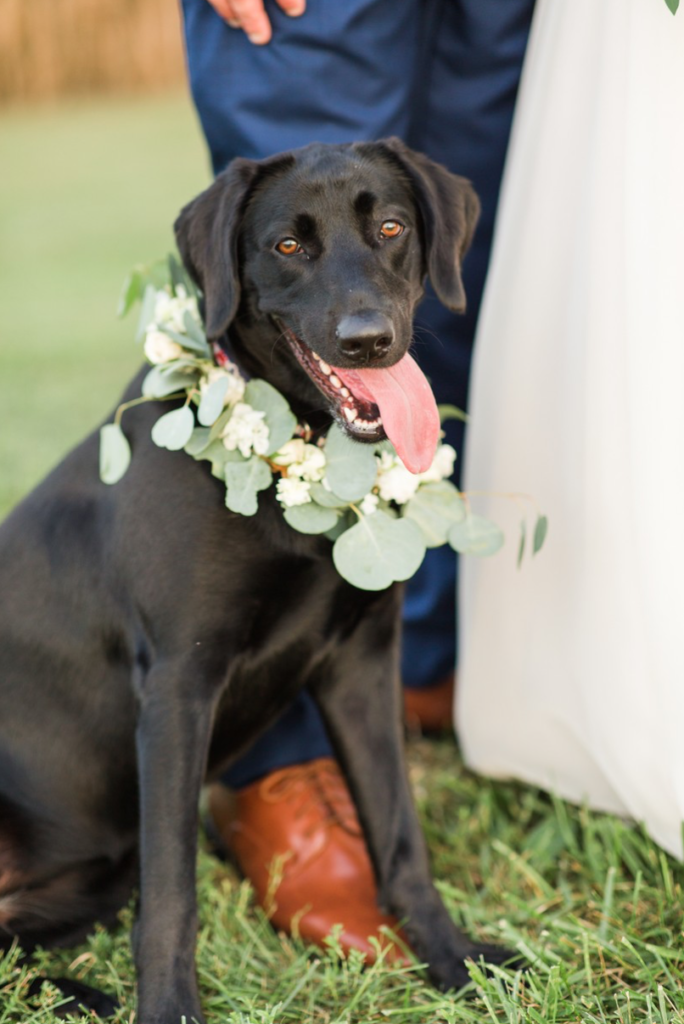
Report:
189,439,242,469
99,423,131,485
309,482,350,509
156,314,208,358
323,423,378,502
151,406,195,451
183,310,210,353
533,514,549,555
209,406,235,443
209,446,245,479
168,253,188,293
157,324,207,359
332,510,426,591
283,503,339,535
156,326,189,346
376,499,398,519
224,456,272,516
117,268,143,319
325,511,353,542
664,0,679,13
403,481,466,548
448,514,504,557
147,257,173,290
185,427,213,456
198,376,230,426
168,252,199,299
121,259,170,319
437,403,468,424
136,284,158,343
142,363,200,399
517,519,526,569
244,379,297,456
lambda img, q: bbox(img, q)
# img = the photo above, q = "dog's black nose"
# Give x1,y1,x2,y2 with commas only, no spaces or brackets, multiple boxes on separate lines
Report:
336,312,395,362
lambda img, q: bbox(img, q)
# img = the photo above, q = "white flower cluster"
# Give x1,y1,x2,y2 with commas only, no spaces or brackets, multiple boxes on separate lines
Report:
359,493,380,515
374,444,457,508
144,331,184,365
200,365,245,407
142,286,267,457
271,436,457,513
274,439,326,481
143,286,201,365
420,443,457,483
276,477,312,507
272,439,327,507
220,403,270,459
152,285,199,335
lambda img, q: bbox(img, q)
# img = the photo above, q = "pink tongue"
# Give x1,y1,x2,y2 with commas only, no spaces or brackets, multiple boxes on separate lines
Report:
332,353,440,474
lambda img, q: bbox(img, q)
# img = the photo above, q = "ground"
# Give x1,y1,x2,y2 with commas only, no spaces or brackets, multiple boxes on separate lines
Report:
0,94,682,1023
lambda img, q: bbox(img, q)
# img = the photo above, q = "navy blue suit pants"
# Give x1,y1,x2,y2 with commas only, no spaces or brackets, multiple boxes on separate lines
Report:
181,0,535,786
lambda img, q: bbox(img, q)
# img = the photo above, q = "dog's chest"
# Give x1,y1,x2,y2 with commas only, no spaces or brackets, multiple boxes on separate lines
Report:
205,560,388,774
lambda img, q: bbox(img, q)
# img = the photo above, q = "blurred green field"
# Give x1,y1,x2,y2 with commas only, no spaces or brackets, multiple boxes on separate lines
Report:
0,92,209,518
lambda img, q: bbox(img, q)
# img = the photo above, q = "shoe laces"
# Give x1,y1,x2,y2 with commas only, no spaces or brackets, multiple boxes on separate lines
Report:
259,760,362,837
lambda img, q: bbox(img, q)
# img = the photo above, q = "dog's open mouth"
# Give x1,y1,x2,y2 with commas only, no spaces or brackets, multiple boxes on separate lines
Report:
281,325,441,474
286,332,384,437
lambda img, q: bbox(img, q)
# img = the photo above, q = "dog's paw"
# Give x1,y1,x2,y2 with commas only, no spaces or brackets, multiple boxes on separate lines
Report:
466,941,526,972
428,942,524,992
29,975,119,1019
137,1010,206,1024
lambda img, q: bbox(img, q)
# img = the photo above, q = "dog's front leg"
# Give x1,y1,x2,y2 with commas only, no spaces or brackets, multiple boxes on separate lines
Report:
312,590,506,991
134,658,218,1024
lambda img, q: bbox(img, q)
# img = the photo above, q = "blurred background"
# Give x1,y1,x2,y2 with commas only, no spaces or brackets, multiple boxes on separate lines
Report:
0,0,210,517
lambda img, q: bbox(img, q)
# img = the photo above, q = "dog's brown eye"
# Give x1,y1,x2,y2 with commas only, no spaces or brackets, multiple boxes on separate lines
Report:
379,221,404,239
276,238,302,256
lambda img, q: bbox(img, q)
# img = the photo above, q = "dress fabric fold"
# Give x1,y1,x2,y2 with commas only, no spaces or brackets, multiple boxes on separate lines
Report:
458,0,684,858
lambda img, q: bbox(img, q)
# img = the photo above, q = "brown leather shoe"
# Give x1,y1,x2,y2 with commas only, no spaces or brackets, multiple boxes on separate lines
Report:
403,673,455,735
207,758,407,962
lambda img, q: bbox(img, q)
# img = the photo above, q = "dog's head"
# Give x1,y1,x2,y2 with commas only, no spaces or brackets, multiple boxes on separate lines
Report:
175,139,479,473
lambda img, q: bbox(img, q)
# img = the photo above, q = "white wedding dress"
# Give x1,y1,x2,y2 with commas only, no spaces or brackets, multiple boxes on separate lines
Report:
458,0,684,858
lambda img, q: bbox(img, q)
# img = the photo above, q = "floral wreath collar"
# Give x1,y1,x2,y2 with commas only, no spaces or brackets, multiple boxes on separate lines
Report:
99,256,546,591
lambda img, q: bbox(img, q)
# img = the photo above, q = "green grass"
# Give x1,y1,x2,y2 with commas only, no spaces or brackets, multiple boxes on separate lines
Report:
2,740,683,1023
1,96,683,1023
0,92,209,516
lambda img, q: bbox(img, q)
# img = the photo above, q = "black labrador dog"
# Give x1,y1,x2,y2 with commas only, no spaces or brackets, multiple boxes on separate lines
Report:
0,139,507,1023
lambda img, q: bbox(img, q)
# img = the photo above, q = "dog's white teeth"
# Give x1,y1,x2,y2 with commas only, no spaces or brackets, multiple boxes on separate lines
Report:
312,351,321,362
343,407,358,423
354,417,382,432
330,374,342,389
319,360,331,375
340,387,350,398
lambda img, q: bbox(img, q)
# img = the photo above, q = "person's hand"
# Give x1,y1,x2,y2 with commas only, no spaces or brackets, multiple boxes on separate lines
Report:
206,0,306,45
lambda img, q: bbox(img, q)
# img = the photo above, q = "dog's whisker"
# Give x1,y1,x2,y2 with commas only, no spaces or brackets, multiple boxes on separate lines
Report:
269,329,290,362
410,325,445,349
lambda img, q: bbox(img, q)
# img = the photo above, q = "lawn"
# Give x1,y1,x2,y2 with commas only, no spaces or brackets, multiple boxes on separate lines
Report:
0,92,209,516
1,95,683,1023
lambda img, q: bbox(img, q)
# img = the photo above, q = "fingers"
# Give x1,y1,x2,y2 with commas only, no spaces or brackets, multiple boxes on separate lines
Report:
223,0,272,44
205,0,241,27
276,0,306,16
207,0,306,45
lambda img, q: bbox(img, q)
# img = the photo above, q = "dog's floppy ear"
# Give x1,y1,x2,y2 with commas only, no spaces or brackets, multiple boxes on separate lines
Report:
174,158,260,339
370,137,480,313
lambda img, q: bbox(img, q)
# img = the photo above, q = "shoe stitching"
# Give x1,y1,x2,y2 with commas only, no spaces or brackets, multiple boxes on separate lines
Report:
258,762,361,837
